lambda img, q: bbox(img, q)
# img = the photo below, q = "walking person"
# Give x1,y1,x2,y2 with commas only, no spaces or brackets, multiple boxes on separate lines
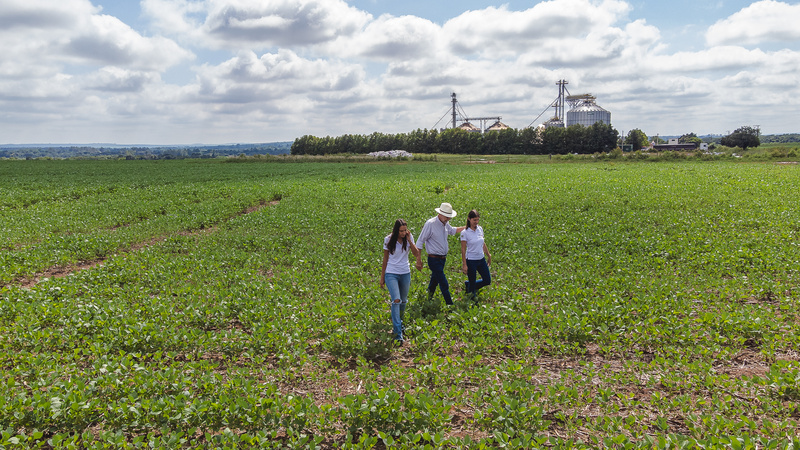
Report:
380,219,421,343
415,203,465,306
460,209,492,301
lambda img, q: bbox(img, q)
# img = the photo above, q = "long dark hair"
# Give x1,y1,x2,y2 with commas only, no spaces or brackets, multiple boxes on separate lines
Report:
466,210,479,229
388,219,408,255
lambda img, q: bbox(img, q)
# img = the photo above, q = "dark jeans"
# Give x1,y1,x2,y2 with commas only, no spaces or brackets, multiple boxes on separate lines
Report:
466,257,491,294
427,256,452,305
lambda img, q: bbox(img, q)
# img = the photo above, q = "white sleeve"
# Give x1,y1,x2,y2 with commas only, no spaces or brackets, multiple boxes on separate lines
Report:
416,222,428,248
445,222,457,235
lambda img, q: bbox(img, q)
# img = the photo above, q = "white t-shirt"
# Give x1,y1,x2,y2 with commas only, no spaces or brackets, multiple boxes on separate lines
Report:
383,233,415,274
460,226,485,260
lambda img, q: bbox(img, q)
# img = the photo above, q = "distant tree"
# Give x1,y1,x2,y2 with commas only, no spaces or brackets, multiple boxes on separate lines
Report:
679,132,703,146
542,126,568,154
291,135,319,155
590,122,619,152
721,126,761,151
481,128,519,154
761,133,800,144
650,135,666,145
518,127,543,155
625,129,649,151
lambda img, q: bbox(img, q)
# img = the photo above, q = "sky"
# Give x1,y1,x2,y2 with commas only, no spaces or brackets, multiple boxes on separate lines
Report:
1,0,799,145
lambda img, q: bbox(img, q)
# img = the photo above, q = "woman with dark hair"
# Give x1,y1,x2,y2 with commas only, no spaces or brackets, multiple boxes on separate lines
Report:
380,219,421,343
460,210,492,301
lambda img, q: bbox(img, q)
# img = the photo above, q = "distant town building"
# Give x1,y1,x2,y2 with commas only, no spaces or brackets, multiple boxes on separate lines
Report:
652,138,708,151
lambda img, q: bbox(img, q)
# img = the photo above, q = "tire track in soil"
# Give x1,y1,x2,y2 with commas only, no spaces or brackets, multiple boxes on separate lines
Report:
5,199,280,290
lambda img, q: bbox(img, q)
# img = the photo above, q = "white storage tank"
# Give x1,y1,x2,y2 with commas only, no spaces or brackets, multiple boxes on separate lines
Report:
566,95,611,127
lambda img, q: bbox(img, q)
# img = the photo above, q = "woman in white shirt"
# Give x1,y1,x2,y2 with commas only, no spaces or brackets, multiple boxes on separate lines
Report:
380,219,421,343
460,210,492,301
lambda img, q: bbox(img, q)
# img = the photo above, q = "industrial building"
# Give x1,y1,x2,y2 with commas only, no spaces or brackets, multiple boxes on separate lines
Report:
437,93,508,134
540,80,611,129
566,94,611,127
434,80,610,132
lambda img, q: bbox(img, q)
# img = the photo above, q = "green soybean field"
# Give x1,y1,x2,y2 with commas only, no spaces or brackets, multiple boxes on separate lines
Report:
1,159,799,449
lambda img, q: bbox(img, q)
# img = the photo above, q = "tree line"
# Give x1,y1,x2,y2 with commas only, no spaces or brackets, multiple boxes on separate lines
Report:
291,123,619,156
0,143,292,160
760,133,800,144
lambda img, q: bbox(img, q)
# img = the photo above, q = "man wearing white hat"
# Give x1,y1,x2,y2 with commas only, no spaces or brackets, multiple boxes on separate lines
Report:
415,202,465,306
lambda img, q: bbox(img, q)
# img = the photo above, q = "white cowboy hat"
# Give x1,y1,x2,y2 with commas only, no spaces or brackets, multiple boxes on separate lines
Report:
435,202,457,218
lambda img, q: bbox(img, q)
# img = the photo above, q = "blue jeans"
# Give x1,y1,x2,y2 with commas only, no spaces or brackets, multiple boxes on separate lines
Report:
384,272,410,341
465,258,491,294
427,256,453,305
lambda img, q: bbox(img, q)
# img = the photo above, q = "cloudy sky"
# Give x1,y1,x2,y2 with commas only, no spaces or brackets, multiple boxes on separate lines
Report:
1,0,799,145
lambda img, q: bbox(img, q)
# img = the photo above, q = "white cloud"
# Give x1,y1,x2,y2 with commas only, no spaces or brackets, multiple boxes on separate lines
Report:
650,46,770,72
442,0,631,58
63,14,194,71
343,14,441,60
144,0,372,49
83,67,162,93
189,50,368,102
4,0,800,144
706,0,800,46
0,0,192,72
205,0,370,47
141,0,209,38
0,0,98,29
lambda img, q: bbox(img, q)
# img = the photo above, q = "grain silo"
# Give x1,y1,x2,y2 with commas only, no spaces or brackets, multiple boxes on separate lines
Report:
566,94,611,127
457,122,481,132
485,120,510,132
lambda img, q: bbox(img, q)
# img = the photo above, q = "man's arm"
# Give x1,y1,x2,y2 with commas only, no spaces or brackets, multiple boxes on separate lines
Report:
410,240,423,271
416,219,429,250
415,222,429,270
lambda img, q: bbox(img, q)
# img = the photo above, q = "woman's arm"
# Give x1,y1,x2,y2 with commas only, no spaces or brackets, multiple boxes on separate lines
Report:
483,243,491,266
461,240,468,274
409,240,422,270
380,249,389,288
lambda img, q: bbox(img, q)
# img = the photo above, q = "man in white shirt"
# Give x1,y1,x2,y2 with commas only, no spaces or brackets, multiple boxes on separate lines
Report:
415,202,463,306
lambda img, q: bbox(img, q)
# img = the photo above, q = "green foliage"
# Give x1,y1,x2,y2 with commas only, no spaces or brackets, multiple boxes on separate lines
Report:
721,126,761,151
625,129,649,150
0,143,292,160
760,133,800,144
679,132,703,145
2,159,800,446
291,123,619,156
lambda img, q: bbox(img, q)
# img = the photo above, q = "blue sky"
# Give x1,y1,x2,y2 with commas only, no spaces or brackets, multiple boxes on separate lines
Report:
1,0,799,145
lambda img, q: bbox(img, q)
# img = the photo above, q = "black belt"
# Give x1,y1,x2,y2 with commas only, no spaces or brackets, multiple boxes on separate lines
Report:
428,254,447,259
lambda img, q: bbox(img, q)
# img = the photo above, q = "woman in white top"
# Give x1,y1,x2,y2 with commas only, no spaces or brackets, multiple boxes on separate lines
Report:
380,219,421,343
460,210,492,300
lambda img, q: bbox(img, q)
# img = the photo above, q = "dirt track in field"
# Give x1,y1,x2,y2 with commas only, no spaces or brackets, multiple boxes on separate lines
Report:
6,199,280,290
